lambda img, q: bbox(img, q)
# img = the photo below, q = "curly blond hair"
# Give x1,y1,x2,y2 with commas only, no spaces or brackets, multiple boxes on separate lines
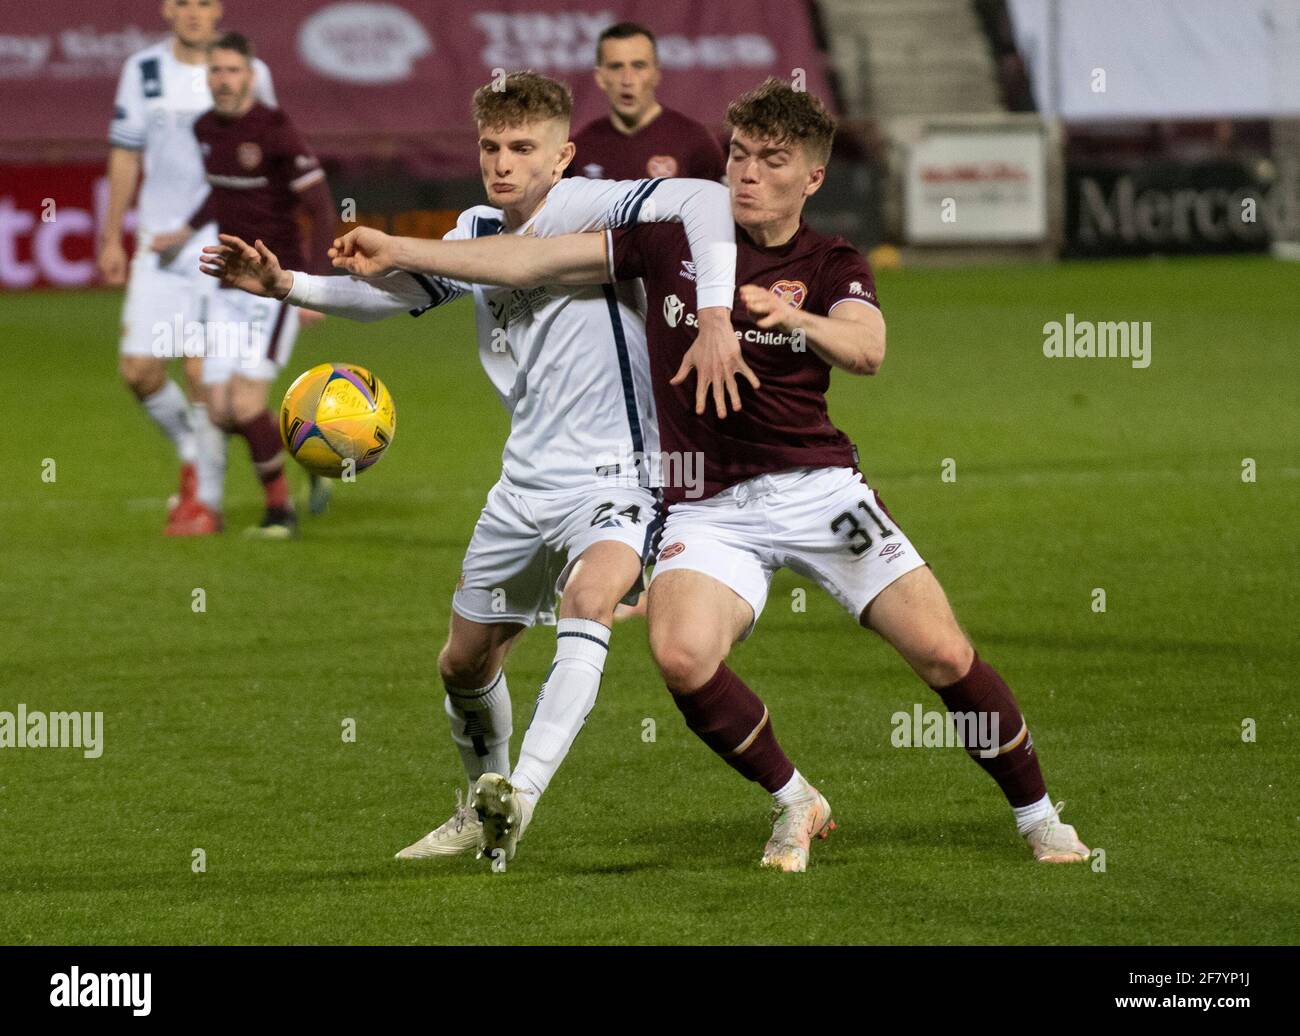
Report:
472,71,572,131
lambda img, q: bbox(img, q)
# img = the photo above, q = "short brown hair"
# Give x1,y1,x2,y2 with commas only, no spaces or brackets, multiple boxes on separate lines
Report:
725,77,836,165
209,31,253,60
596,21,657,65
472,71,572,131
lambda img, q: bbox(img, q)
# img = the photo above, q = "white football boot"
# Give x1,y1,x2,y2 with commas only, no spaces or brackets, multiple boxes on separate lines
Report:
394,788,481,859
1023,801,1090,863
471,772,534,871
760,787,836,873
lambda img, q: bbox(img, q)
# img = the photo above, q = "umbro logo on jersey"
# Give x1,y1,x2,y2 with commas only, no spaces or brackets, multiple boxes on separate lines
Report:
663,294,686,328
679,260,696,282
598,519,622,529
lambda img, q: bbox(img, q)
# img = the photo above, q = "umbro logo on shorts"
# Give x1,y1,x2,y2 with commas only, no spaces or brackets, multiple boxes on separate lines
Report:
658,542,686,561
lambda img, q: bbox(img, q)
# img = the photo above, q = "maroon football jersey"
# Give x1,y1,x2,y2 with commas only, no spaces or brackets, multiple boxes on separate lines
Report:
612,220,882,504
569,107,725,182
189,102,326,272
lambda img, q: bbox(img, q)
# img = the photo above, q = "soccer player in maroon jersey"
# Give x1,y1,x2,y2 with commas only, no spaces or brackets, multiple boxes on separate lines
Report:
568,22,725,182
152,32,336,537
330,79,1091,873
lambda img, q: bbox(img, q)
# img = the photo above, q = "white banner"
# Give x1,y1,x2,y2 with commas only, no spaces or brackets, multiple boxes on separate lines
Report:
904,125,1048,243
1009,0,1300,120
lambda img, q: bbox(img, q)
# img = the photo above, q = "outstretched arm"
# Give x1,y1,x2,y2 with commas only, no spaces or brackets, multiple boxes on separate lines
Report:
199,234,451,323
329,226,608,288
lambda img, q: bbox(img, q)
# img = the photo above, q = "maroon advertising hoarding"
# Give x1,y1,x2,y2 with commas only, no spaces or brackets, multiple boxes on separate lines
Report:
1,0,832,168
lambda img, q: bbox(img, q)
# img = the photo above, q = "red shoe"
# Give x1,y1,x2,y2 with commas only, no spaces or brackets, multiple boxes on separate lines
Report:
165,500,223,537
167,463,198,520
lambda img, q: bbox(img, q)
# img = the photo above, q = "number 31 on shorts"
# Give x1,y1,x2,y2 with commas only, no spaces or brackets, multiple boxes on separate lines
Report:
831,500,894,555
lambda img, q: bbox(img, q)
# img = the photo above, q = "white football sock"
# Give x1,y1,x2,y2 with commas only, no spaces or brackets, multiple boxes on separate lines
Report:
1014,793,1056,834
445,670,512,784
190,402,227,511
510,618,609,805
141,380,197,464
773,769,813,807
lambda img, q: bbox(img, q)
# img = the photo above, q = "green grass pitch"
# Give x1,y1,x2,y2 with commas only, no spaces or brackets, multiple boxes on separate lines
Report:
1,256,1295,945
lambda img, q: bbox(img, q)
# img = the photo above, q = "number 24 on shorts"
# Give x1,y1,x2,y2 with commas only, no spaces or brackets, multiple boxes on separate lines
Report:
591,502,643,527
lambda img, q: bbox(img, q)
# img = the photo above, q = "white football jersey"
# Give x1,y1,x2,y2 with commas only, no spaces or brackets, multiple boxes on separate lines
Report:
286,177,736,496
110,40,276,239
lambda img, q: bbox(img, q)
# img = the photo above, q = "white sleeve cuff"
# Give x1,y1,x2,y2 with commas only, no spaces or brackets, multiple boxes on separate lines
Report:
283,271,312,306
696,285,735,311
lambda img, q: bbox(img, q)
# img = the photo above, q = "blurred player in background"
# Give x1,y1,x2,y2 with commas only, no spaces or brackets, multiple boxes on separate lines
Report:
152,32,335,538
569,22,725,182
99,0,275,535
201,72,740,865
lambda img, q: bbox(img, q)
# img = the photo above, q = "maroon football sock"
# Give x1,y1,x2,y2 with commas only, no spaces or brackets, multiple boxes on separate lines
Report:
236,410,290,510
931,654,1047,808
670,664,795,793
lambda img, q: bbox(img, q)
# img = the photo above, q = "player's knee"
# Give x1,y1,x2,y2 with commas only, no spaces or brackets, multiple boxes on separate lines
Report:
119,357,164,398
207,400,238,433
228,394,263,427
919,638,975,688
558,580,619,625
650,635,721,694
437,642,494,690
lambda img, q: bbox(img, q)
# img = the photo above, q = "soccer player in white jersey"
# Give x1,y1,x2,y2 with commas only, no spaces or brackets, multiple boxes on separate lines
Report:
98,0,275,535
201,72,743,868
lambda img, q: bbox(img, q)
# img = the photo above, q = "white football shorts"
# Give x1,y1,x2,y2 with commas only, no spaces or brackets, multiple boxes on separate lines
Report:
453,480,662,627
200,287,300,386
651,466,927,637
119,230,215,359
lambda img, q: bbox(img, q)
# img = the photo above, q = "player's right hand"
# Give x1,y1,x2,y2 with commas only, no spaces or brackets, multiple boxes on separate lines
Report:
97,239,128,286
199,234,292,299
329,227,399,277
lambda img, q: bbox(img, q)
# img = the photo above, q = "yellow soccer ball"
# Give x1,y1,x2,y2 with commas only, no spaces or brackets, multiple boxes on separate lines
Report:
279,363,396,478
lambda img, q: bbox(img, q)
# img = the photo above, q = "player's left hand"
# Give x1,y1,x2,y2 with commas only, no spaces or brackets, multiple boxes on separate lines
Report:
739,283,800,331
